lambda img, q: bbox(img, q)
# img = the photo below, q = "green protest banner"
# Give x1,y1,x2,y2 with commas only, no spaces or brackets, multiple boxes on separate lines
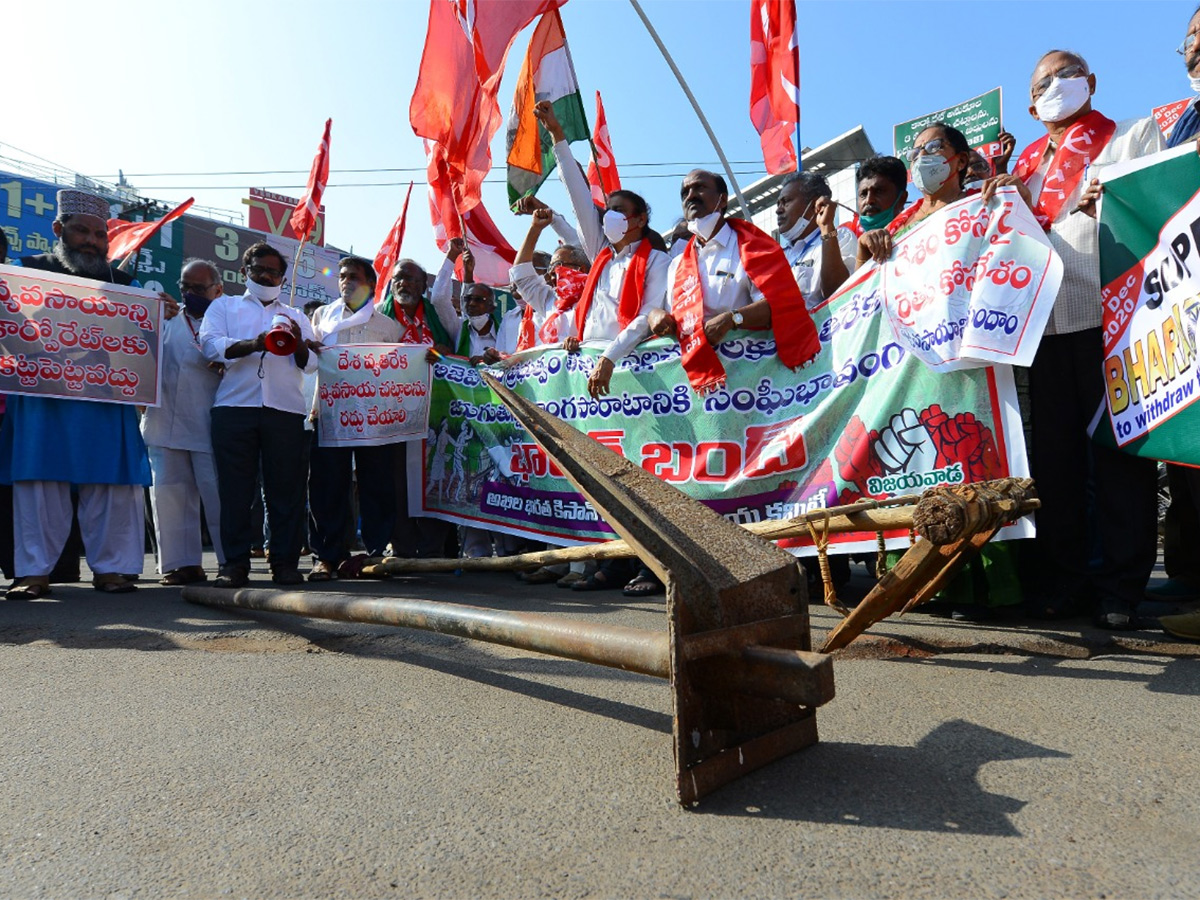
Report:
1095,145,1200,465
411,259,1033,556
893,87,1003,160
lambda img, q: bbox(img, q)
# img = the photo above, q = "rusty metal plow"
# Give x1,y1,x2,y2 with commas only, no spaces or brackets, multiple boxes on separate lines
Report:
185,372,1035,805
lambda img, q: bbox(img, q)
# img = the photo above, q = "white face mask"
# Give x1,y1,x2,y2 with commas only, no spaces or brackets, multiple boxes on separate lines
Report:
780,210,812,243
963,179,985,192
687,208,723,241
245,277,282,303
1190,75,1200,94
1034,75,1091,123
468,313,492,331
911,154,953,196
602,209,629,244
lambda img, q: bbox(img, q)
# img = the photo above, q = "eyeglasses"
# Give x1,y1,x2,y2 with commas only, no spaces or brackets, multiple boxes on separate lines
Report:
906,138,947,162
1031,63,1088,99
246,264,284,281
178,281,215,293
1178,29,1200,55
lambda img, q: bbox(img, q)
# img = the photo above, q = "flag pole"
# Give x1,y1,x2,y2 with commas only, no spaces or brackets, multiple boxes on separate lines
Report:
627,0,749,216
556,20,607,205
288,238,305,307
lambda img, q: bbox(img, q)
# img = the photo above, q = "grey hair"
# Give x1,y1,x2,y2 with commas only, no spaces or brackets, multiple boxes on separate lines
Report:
181,257,222,284
779,171,832,201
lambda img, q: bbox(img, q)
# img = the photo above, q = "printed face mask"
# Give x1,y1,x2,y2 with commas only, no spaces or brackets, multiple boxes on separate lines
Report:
910,153,953,196
1034,75,1090,123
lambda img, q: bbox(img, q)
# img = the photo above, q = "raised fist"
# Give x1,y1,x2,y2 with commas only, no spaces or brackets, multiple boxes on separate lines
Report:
873,408,937,475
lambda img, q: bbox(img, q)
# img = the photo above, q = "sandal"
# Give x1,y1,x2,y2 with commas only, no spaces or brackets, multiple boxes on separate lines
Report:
92,573,137,594
5,578,51,600
522,567,562,585
159,566,207,586
308,560,339,582
214,565,250,589
572,570,619,592
622,572,664,597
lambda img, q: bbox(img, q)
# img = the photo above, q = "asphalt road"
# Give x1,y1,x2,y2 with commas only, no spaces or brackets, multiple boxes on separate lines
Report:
0,554,1197,899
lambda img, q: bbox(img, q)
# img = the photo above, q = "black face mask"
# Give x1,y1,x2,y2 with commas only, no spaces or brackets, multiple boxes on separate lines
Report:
183,291,214,318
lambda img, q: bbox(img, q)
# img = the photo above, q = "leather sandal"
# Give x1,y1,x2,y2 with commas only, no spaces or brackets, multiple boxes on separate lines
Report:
214,565,250,589
308,560,339,582
93,573,137,594
159,566,208,586
5,577,51,600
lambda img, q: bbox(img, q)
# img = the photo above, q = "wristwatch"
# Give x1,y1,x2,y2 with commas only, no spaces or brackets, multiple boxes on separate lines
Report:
731,309,745,328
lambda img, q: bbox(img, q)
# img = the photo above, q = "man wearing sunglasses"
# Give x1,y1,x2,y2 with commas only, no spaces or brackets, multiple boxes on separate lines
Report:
199,242,319,588
1010,51,1164,630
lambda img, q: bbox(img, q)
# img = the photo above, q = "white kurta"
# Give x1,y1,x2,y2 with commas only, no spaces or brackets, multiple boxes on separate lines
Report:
141,312,225,572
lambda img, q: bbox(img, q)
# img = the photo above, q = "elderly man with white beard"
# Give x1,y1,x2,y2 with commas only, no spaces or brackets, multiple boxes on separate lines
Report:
0,189,178,598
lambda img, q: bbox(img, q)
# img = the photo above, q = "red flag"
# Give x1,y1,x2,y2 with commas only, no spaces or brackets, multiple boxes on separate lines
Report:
106,197,194,263
425,139,515,287
373,182,415,304
290,118,331,245
749,0,800,175
409,0,566,212
585,91,621,208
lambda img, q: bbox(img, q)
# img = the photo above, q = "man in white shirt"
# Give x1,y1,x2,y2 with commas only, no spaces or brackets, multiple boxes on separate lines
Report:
430,245,500,365
508,212,592,354
1009,50,1164,629
648,169,819,391
199,242,318,587
142,258,226,585
306,256,402,581
774,172,856,309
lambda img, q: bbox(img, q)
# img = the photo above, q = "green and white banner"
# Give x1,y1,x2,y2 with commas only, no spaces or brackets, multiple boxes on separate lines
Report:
1095,145,1200,465
410,262,1034,556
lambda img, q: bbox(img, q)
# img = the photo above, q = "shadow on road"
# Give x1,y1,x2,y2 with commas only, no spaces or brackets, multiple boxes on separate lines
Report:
700,720,1069,836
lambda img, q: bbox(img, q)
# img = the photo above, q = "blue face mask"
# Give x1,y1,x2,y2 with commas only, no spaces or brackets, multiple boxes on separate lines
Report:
859,202,900,232
183,291,214,318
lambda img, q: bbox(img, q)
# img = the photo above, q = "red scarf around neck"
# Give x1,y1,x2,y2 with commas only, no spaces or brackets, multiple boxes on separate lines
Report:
671,218,820,394
1014,109,1116,230
395,303,433,345
573,238,653,341
516,265,588,351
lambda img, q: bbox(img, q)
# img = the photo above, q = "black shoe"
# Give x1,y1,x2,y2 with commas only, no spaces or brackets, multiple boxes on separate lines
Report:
271,567,304,586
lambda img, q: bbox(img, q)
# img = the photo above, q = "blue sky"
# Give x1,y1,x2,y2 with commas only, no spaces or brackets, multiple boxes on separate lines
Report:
4,0,1197,270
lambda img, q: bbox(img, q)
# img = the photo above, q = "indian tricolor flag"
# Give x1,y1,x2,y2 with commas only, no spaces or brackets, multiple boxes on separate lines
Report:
505,9,589,208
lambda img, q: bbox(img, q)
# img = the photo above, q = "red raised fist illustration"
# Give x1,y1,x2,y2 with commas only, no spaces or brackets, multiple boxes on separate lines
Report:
918,404,1004,482
835,415,882,497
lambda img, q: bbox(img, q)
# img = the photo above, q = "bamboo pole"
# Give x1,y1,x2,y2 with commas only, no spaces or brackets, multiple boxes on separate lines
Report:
381,495,926,575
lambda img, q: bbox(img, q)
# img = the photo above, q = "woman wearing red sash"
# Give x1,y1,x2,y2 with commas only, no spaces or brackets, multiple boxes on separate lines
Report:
855,122,1026,266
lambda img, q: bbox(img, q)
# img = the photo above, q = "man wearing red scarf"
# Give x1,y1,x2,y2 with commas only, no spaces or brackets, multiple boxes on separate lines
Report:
649,170,820,395
1011,50,1163,629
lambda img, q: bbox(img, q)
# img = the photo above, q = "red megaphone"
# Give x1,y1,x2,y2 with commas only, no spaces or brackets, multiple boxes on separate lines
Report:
264,314,298,355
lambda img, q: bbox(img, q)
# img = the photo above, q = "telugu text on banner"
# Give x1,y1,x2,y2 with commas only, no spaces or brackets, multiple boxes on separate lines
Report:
0,264,163,406
409,263,1033,556
880,187,1061,371
316,343,431,447
1094,145,1200,465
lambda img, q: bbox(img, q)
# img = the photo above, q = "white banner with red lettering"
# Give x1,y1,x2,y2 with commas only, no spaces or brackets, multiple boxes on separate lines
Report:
879,187,1062,371
0,264,163,405
316,343,432,447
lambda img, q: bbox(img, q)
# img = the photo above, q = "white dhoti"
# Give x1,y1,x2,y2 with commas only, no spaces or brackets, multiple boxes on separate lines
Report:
148,445,225,572
14,481,145,577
